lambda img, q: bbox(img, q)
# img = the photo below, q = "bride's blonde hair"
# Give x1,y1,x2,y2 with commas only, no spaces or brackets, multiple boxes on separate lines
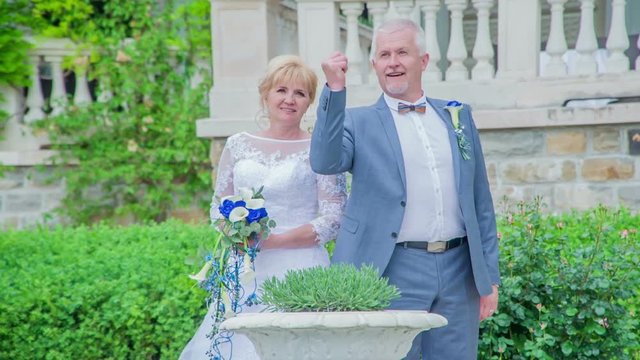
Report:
258,55,318,108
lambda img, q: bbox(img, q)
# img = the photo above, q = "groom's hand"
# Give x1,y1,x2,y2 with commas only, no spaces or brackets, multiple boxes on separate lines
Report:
479,285,499,321
322,51,348,91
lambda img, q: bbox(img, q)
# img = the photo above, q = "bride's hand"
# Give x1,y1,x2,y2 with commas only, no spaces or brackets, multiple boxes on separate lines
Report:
247,232,273,250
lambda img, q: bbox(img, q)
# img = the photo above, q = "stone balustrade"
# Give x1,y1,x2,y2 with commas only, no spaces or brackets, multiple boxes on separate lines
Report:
197,0,640,215
200,0,640,138
0,37,204,163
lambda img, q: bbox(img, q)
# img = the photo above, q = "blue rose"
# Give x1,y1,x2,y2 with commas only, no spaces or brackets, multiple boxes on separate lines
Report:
218,199,235,218
247,208,268,223
218,199,247,219
446,100,462,107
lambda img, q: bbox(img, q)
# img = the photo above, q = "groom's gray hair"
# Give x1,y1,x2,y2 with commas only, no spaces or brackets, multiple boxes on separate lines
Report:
370,18,427,61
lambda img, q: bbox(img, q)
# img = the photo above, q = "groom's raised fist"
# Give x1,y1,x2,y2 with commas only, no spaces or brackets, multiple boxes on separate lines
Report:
322,51,348,91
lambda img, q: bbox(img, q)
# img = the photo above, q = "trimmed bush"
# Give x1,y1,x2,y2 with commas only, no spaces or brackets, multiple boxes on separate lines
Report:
480,201,640,359
0,221,211,359
1,204,638,359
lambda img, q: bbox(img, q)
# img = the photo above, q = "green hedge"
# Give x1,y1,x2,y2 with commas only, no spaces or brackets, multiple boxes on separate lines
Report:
480,201,640,359
0,221,211,359
1,205,639,359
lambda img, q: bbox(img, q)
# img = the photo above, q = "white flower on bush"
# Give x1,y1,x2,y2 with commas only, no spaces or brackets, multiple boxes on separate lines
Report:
127,139,139,152
116,50,132,63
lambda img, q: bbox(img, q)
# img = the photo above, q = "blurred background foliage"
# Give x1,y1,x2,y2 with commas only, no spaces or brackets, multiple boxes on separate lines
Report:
1,0,213,224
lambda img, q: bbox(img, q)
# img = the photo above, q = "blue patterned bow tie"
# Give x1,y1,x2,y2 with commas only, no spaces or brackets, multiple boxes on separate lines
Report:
398,102,427,114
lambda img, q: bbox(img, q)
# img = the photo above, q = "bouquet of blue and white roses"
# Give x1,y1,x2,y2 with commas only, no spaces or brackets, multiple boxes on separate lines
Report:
189,186,275,359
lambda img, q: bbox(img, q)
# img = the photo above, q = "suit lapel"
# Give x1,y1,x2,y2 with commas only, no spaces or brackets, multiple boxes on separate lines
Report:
375,95,407,189
427,97,461,193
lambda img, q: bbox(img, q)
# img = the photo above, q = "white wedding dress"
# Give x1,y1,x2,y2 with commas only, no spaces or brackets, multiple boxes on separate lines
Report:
180,132,347,360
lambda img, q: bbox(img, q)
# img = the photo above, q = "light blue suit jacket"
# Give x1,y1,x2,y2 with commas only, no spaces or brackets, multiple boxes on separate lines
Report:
310,86,500,296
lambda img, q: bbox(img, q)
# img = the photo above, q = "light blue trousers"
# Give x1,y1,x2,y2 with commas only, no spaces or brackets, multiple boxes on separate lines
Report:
383,242,481,360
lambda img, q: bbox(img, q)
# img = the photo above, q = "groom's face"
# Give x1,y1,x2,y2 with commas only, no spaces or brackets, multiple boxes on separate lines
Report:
371,28,429,103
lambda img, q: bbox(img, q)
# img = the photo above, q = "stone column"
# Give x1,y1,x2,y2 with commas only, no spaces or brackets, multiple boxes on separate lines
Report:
207,0,280,136
496,0,541,79
297,0,340,83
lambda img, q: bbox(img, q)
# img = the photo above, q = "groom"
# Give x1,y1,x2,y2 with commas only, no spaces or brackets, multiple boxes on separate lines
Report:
310,19,500,360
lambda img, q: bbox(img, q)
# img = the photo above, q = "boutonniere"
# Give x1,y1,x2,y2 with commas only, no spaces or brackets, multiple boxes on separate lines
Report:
444,100,471,160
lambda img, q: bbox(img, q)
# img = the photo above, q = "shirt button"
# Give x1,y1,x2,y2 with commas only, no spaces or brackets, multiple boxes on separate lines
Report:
391,232,398,238
400,201,406,207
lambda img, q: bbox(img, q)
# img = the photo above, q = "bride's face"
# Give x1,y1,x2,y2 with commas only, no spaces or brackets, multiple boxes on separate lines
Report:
265,81,311,126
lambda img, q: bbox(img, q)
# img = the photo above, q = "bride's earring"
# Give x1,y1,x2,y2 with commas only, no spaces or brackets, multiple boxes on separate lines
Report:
254,108,269,130
302,105,314,134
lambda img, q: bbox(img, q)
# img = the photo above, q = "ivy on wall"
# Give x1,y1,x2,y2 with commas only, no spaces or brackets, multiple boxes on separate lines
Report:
0,0,33,130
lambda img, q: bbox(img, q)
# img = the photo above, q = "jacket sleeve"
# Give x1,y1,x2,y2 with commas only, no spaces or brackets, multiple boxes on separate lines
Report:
310,86,355,175
468,106,501,286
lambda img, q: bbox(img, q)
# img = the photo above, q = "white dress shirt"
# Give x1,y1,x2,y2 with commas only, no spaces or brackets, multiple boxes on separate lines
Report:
384,94,466,243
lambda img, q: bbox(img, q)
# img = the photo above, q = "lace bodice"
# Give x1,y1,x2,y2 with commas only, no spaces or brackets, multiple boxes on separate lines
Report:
210,132,347,244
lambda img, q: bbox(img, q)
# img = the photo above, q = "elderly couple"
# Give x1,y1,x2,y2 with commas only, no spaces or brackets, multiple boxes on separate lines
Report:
180,18,500,360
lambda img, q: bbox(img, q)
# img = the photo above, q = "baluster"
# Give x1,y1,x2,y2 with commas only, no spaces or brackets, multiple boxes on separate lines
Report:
97,78,113,103
636,34,640,71
23,56,46,124
471,0,495,80
394,1,416,19
444,0,469,81
368,1,389,83
419,0,442,82
340,2,364,85
605,0,629,73
45,55,68,116
296,1,340,81
573,0,598,75
73,56,92,105
543,0,568,77
496,0,541,80
386,2,400,19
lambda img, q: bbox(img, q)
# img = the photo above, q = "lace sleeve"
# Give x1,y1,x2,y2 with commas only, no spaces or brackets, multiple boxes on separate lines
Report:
209,139,236,223
310,173,347,245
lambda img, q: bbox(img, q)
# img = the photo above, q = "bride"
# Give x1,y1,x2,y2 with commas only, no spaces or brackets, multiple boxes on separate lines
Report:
179,55,347,360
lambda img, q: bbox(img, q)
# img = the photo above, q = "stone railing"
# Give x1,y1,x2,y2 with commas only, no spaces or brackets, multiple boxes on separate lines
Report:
0,37,207,166
200,0,640,137
0,38,91,165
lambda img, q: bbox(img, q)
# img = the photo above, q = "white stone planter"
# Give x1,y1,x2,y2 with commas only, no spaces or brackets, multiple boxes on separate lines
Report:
220,310,447,360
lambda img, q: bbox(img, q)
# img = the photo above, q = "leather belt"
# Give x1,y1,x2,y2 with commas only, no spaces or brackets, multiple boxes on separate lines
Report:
397,236,467,253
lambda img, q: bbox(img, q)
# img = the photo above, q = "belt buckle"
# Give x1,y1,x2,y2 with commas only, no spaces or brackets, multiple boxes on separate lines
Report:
427,241,446,253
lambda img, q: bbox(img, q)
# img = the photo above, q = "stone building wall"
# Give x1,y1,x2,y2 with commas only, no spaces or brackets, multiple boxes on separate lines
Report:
0,167,209,229
482,124,640,212
0,168,65,229
2,123,639,229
